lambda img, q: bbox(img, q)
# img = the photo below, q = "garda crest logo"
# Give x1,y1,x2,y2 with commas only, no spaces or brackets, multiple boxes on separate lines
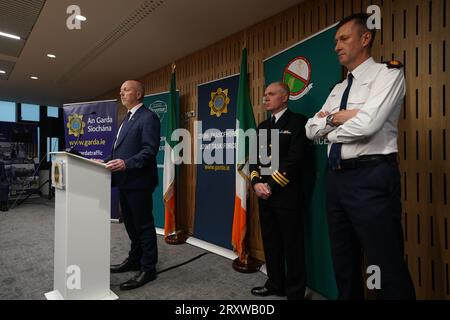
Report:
209,88,230,117
149,100,167,123
283,56,313,101
66,114,86,137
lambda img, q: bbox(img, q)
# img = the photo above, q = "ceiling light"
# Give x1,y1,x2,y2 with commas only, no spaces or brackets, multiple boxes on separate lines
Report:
30,76,39,80
0,31,21,40
0,70,6,74
47,54,56,58
75,15,87,21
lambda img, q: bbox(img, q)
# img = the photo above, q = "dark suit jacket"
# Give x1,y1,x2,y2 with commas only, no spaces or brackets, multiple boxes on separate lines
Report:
250,108,308,209
106,105,160,190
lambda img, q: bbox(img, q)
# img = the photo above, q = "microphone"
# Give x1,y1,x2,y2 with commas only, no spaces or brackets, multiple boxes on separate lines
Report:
65,111,97,156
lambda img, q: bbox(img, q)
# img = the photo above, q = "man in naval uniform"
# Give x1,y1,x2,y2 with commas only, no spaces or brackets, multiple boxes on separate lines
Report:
250,81,308,300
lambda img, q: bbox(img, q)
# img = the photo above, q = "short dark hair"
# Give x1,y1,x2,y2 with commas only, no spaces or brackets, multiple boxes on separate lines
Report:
337,13,376,48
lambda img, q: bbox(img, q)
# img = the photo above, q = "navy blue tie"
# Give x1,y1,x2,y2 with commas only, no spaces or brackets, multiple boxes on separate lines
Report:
116,111,131,145
328,73,353,170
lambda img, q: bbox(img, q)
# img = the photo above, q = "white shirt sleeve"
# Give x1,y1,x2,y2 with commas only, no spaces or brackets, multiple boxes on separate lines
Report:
305,87,340,140
327,67,405,144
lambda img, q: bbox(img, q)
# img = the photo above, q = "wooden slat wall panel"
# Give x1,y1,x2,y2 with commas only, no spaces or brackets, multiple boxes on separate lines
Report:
97,0,449,299
395,0,449,299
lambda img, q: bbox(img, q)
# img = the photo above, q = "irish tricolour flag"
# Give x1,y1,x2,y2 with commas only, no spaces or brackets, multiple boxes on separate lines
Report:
231,48,256,263
163,65,178,240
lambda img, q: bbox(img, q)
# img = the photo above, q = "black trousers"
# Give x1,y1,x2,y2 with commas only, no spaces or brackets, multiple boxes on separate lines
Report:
259,202,306,300
119,188,157,273
326,161,415,299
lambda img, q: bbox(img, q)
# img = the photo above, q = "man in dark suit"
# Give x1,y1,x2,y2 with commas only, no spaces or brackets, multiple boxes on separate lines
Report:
250,82,308,300
105,80,160,290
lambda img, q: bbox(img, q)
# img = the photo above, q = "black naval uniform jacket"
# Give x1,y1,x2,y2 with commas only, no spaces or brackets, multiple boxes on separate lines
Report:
250,109,308,210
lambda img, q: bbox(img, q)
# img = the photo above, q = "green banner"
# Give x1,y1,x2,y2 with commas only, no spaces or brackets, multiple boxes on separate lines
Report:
144,91,179,228
264,24,341,299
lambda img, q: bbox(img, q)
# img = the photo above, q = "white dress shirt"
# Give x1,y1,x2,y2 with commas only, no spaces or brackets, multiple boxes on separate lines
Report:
305,57,405,160
271,107,288,124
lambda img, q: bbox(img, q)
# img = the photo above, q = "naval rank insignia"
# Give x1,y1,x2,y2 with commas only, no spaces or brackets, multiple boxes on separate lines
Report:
384,60,403,69
209,88,230,117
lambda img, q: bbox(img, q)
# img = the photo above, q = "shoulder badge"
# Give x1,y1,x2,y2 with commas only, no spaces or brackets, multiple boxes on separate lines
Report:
384,60,403,69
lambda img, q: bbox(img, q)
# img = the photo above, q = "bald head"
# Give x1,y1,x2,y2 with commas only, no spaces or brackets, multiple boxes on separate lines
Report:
120,80,145,109
126,80,144,100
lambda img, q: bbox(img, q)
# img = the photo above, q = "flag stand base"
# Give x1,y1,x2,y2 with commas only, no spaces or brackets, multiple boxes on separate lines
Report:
164,231,187,245
232,257,264,273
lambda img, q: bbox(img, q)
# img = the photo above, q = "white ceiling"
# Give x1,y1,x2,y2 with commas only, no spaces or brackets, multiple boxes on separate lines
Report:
0,0,303,106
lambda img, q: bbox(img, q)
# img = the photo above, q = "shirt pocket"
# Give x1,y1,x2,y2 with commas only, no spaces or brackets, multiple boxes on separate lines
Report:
327,93,341,113
347,83,370,108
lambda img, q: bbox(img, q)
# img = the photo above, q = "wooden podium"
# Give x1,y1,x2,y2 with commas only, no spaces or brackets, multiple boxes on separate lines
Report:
45,152,118,300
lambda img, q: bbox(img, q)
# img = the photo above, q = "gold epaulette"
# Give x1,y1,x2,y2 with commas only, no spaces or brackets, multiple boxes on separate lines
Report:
384,60,403,69
250,170,261,180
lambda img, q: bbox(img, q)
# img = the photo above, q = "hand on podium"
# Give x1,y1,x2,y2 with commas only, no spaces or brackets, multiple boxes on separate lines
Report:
105,159,126,172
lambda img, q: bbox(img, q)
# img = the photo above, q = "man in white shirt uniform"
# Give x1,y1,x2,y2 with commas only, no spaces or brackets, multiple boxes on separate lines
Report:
305,13,415,299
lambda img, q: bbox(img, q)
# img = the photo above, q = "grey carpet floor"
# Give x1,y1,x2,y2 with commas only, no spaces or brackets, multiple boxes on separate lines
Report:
0,197,284,300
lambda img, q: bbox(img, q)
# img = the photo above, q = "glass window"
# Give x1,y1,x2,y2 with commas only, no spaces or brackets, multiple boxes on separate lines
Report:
47,137,59,161
47,106,59,118
0,100,16,122
21,104,40,121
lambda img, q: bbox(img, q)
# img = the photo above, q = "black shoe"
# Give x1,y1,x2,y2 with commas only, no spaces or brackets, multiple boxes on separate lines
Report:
120,271,156,290
251,286,285,297
110,258,140,273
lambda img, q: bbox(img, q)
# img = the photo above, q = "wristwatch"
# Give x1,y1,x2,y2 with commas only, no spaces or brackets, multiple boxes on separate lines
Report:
326,114,335,127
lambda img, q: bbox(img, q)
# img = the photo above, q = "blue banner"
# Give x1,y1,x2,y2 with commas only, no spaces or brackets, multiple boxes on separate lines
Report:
194,74,239,250
144,91,180,229
63,100,118,159
63,100,119,219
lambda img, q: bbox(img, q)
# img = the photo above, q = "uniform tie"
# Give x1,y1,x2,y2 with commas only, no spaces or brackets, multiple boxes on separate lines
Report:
328,73,353,170
271,115,276,126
